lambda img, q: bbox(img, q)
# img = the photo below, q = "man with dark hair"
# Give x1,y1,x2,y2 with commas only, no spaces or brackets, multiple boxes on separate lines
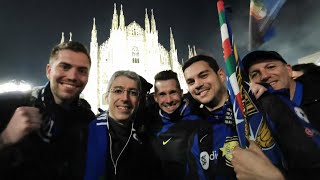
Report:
150,70,201,179
182,55,286,179
0,41,95,179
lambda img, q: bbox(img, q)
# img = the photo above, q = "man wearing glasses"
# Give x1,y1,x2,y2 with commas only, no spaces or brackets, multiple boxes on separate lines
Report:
84,70,161,180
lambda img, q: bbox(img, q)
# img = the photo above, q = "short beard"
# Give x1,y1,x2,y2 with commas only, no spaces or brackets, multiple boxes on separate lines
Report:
204,86,227,109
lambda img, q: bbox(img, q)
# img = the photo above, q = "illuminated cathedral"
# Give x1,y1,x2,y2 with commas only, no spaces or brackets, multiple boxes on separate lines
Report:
79,4,196,112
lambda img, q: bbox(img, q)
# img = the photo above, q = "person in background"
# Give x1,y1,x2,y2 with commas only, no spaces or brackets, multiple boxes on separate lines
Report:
291,62,320,79
0,41,95,180
84,70,161,180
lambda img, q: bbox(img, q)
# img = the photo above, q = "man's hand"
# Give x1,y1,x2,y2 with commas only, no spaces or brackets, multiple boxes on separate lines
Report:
232,140,284,180
0,107,42,147
250,83,268,100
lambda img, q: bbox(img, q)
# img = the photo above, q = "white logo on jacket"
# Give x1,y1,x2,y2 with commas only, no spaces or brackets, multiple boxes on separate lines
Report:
200,151,218,170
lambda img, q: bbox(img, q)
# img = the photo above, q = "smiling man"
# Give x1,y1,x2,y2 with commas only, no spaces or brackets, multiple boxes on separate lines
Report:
182,55,239,179
0,41,95,179
228,50,320,180
85,70,161,180
150,70,201,179
243,50,320,131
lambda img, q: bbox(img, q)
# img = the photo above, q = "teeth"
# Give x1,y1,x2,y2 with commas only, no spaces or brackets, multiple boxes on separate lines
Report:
118,106,130,110
270,82,276,86
64,84,76,88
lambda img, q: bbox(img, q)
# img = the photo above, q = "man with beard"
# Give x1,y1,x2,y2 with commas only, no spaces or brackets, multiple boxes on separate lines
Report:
151,70,201,179
0,41,95,179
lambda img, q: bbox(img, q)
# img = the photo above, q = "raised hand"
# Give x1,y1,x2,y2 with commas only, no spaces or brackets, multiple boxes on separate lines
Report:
0,106,42,147
232,140,284,180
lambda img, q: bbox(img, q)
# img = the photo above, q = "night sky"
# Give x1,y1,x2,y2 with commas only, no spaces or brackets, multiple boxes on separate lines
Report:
0,0,319,86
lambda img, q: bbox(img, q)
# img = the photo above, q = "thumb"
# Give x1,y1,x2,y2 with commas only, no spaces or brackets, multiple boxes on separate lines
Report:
248,140,263,155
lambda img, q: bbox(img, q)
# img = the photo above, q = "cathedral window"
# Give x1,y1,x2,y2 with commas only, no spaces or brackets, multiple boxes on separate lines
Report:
132,46,139,63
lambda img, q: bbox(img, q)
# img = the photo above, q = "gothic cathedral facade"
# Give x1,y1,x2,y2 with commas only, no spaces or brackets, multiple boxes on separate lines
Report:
82,4,196,112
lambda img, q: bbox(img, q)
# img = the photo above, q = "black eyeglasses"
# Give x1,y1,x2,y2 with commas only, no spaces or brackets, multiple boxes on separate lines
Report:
109,87,140,97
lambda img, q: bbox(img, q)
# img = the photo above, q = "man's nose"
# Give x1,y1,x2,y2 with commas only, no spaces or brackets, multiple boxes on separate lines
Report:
120,90,130,100
164,95,173,103
67,68,79,81
194,80,203,89
260,70,271,81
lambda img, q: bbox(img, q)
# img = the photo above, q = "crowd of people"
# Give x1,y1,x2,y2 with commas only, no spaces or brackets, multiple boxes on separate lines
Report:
0,41,319,180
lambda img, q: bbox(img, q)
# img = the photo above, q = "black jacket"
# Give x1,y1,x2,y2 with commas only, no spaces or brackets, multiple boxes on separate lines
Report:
296,71,320,131
0,84,95,180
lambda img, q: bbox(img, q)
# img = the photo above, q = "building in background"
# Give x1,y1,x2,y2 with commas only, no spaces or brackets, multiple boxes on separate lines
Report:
68,4,197,113
298,51,320,65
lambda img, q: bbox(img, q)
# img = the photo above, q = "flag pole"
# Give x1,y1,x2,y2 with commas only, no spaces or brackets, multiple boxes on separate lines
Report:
217,0,247,148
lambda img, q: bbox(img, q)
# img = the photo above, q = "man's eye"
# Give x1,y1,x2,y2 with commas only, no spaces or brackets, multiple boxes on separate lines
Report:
79,68,88,75
200,74,208,79
60,64,71,70
250,73,258,78
267,65,276,69
114,89,123,94
187,81,194,86
129,90,139,96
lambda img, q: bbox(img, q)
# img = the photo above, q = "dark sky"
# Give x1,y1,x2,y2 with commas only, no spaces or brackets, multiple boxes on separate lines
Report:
0,0,319,86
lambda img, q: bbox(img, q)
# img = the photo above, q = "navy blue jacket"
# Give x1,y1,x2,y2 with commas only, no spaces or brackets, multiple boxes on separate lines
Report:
85,111,161,180
150,97,201,180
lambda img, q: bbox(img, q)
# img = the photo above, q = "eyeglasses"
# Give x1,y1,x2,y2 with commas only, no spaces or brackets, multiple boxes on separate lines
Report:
109,87,140,97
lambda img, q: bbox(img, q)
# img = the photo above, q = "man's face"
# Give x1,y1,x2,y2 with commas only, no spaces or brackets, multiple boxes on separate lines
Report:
184,61,226,105
248,59,293,90
46,49,90,104
107,76,140,122
154,79,183,114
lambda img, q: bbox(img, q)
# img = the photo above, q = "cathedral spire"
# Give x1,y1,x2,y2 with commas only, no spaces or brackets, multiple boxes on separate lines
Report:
119,4,125,30
111,3,118,30
145,8,150,33
188,45,193,58
151,9,157,33
69,32,72,41
169,27,176,50
91,18,98,43
60,32,65,44
193,45,197,56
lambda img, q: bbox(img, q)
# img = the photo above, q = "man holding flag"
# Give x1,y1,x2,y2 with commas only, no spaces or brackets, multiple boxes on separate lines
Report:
183,55,239,179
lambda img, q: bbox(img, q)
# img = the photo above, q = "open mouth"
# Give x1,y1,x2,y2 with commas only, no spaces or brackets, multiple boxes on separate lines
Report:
268,81,277,88
164,104,178,112
196,89,209,96
117,105,132,112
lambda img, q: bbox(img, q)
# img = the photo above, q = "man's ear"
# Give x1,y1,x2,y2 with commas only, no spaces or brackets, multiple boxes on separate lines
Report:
217,68,226,81
105,93,109,105
286,64,293,77
46,64,51,80
153,93,158,103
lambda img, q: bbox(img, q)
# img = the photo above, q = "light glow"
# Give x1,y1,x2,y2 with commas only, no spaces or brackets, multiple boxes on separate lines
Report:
0,80,31,93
